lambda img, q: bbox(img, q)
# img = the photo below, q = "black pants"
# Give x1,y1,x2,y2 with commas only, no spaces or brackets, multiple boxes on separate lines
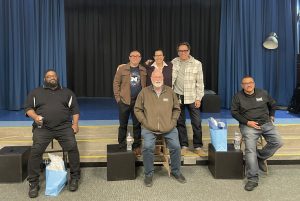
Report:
177,95,203,148
118,100,141,149
27,127,81,184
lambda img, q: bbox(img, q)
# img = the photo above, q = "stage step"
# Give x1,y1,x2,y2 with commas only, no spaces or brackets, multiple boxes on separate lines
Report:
0,124,300,162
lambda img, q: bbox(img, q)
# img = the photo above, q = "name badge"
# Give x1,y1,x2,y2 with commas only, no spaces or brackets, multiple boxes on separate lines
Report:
256,97,263,102
163,98,169,102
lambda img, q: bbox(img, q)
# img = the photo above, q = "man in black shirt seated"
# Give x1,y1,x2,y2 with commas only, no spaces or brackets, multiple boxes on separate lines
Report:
231,76,283,191
24,69,81,198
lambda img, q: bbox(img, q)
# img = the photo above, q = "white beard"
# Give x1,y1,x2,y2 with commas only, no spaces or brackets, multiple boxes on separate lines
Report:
153,82,163,88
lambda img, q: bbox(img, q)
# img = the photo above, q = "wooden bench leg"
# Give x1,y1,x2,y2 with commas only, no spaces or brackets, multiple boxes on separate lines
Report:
153,136,171,177
162,138,171,177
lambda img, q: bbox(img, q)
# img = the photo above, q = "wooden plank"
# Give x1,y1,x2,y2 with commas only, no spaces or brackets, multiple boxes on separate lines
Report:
1,124,300,162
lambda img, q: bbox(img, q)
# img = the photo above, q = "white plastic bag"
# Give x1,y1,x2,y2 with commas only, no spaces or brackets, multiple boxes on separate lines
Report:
47,153,65,171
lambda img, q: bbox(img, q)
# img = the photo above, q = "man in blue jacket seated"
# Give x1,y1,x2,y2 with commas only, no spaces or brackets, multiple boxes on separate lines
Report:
231,75,283,191
134,70,186,187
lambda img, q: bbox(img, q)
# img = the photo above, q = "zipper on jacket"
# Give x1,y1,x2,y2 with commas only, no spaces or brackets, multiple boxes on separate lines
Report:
157,116,160,131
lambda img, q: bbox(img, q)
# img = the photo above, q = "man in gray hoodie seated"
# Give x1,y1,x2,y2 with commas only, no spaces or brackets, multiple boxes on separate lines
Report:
134,70,186,187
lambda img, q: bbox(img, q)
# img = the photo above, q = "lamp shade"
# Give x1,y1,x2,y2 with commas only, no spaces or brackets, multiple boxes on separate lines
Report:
263,32,278,49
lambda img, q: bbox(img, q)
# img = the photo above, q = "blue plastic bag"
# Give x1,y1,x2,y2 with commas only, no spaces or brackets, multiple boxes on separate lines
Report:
45,154,67,196
209,128,228,151
45,167,67,196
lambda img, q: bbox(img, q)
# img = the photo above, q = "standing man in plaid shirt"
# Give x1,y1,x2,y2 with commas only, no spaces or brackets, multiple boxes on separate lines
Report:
172,42,205,156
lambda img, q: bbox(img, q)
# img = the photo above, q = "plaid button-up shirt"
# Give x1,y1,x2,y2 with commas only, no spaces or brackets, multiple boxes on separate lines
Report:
171,56,204,104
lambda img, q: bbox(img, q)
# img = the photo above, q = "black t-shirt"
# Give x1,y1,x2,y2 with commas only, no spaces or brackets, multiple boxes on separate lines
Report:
130,67,142,98
24,87,80,130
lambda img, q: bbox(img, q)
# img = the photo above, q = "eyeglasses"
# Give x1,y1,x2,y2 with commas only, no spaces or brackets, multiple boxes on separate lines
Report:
242,82,254,85
178,50,189,53
130,55,141,58
154,55,163,57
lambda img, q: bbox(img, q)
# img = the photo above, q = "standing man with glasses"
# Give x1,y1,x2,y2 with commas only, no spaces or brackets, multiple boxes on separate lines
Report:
113,50,147,156
231,75,283,191
172,42,205,156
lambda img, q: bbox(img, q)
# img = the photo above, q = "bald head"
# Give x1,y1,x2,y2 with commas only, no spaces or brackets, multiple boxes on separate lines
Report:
151,69,164,88
151,69,163,78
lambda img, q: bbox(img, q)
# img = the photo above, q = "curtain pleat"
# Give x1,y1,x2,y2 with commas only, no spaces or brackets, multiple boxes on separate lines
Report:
219,0,297,108
0,0,66,110
64,0,221,97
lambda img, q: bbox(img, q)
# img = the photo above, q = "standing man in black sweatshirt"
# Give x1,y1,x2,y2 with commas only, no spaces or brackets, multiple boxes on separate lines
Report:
231,76,283,191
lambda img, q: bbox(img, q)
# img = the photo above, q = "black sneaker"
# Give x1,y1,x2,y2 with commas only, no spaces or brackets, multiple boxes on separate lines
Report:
69,179,79,192
28,183,40,198
144,175,153,187
171,173,187,184
258,158,268,172
244,181,258,191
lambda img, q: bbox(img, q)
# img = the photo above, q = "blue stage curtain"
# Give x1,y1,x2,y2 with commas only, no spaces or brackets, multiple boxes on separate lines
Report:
0,0,66,110
297,0,300,54
218,0,297,108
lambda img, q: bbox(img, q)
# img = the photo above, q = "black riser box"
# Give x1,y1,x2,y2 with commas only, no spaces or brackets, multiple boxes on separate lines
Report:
208,143,244,179
107,144,136,181
0,146,31,182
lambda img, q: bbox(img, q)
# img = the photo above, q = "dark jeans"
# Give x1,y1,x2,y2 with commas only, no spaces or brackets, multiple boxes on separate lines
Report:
177,96,203,148
27,127,81,184
118,100,141,149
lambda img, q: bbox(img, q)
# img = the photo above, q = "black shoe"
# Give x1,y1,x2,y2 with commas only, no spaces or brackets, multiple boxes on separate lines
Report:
28,183,40,198
244,181,258,191
144,175,153,187
69,179,79,192
258,158,268,172
171,173,187,184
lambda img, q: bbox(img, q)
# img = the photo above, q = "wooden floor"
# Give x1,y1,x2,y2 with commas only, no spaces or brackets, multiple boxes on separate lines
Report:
0,123,299,163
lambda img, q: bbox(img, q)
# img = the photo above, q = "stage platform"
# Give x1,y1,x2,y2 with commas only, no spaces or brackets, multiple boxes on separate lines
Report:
0,98,300,164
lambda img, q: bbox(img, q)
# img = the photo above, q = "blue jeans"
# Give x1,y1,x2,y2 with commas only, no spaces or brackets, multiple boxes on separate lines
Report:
142,128,181,177
240,122,283,183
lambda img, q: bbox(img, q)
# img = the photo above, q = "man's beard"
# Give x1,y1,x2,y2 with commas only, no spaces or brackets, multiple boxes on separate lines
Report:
152,81,163,88
44,80,59,89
